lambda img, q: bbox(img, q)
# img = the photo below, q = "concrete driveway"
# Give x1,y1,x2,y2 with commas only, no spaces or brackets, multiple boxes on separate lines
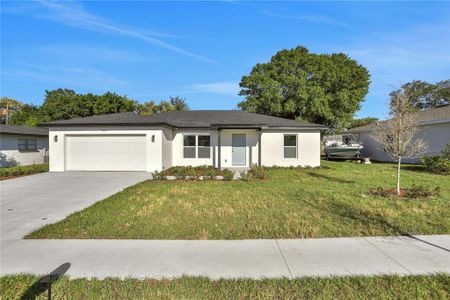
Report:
1,172,150,239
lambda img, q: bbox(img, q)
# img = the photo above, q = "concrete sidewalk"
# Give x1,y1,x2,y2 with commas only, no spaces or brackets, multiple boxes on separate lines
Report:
1,235,449,279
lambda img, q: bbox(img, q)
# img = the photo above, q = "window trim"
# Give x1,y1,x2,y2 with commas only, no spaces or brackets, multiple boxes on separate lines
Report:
182,134,211,159
283,134,297,159
18,138,38,152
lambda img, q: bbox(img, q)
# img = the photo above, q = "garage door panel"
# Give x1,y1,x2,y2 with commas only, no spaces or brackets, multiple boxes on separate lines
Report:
66,135,146,171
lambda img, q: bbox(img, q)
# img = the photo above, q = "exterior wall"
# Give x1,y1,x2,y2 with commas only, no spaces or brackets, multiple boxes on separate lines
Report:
0,134,48,167
220,129,259,168
171,129,218,167
161,128,173,170
261,129,321,167
417,123,450,156
46,126,323,171
356,122,450,163
48,127,165,172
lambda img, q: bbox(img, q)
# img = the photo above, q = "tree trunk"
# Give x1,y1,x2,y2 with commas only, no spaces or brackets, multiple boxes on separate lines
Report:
397,156,401,195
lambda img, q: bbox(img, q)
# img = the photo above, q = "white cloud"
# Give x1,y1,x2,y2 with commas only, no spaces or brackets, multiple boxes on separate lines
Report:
36,44,152,64
129,81,240,99
3,63,128,88
34,0,216,64
324,22,450,118
262,10,349,27
190,81,240,96
342,23,450,94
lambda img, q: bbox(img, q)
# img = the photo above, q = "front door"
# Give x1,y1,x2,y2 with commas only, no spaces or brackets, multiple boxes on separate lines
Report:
232,134,246,166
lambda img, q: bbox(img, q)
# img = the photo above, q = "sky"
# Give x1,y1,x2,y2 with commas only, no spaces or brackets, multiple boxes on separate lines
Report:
1,1,450,119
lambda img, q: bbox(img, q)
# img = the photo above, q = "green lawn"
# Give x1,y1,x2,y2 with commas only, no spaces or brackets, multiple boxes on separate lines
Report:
1,274,448,299
27,161,450,239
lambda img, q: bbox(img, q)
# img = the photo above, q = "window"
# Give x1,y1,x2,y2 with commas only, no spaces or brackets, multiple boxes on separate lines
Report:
284,135,297,158
183,135,211,159
198,135,211,158
18,139,37,151
183,135,196,158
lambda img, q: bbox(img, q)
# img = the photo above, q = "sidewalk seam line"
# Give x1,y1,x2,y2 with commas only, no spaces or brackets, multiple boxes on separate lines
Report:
363,237,412,274
275,239,293,279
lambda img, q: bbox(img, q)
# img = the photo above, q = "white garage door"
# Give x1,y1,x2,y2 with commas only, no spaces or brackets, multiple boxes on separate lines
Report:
65,135,146,171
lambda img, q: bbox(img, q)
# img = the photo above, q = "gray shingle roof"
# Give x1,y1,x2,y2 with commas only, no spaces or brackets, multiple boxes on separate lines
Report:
39,110,327,129
347,104,450,133
0,125,48,136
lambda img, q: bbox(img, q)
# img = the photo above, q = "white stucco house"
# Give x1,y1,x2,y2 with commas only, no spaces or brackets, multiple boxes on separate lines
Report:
40,110,327,172
0,125,49,167
346,104,450,163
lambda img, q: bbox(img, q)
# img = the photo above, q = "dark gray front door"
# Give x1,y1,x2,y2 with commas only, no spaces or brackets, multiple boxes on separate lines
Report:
232,134,246,166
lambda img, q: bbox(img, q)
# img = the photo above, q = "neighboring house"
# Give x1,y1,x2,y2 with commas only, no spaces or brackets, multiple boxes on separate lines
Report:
0,125,49,167
40,110,327,172
346,104,450,163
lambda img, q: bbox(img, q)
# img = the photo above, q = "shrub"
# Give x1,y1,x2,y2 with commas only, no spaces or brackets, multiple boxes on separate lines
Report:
239,170,252,181
441,143,450,160
0,164,49,178
155,165,231,180
238,165,268,181
248,165,267,180
421,156,450,175
152,170,165,180
222,169,234,181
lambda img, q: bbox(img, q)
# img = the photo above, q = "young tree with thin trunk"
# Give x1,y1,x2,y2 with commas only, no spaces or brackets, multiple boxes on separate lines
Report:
374,89,427,195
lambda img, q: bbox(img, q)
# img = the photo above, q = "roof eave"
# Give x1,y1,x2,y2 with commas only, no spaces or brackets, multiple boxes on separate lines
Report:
0,131,48,136
39,122,170,128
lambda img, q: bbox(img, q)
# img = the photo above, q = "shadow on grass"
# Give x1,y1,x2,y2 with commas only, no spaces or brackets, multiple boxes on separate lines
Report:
20,263,70,300
305,172,355,184
301,198,405,235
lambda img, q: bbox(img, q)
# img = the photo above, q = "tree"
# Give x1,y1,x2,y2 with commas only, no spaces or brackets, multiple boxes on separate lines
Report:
1,97,23,125
137,100,158,115
391,80,450,110
10,104,42,127
92,92,136,115
374,89,427,195
347,117,379,129
137,96,189,115
168,96,189,111
40,89,138,121
40,89,91,121
238,46,370,130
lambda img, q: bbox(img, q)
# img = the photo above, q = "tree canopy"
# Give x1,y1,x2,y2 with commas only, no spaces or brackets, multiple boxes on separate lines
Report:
4,89,190,127
390,80,449,110
137,96,189,115
346,117,379,130
40,89,137,121
238,46,370,129
1,97,24,125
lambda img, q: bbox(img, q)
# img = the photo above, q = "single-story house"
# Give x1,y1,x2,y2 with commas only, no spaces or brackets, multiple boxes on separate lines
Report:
346,104,450,163
40,110,327,172
0,125,49,167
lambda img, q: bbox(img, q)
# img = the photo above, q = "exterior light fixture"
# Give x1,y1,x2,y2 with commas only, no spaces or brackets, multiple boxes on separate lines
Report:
53,135,58,142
